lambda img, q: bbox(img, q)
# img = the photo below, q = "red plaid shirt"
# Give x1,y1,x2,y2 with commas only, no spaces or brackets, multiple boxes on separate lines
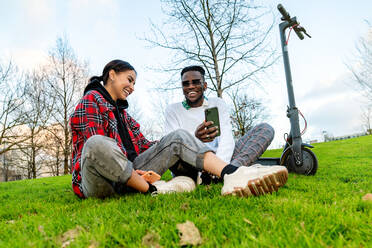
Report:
70,90,155,198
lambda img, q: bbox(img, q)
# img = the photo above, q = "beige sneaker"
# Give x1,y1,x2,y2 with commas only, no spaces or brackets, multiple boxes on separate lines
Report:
221,164,288,197
152,176,196,195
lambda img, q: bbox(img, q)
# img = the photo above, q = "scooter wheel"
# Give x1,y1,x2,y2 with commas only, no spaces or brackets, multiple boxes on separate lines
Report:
282,147,318,175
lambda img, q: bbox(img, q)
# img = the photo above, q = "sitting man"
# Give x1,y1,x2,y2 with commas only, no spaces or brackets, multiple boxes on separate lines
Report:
164,65,275,184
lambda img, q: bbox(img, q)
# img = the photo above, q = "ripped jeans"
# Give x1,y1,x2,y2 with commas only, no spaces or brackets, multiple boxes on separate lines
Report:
80,129,212,198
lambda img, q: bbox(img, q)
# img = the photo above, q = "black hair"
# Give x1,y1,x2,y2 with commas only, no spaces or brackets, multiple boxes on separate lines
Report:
181,65,205,80
89,60,136,85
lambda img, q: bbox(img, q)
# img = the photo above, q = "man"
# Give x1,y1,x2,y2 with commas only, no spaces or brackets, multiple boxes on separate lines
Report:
164,65,275,183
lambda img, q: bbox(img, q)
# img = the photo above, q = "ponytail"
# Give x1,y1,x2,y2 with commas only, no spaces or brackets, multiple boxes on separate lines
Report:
89,75,103,84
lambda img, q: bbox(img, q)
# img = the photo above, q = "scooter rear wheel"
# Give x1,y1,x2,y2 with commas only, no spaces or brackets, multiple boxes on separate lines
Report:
282,147,318,175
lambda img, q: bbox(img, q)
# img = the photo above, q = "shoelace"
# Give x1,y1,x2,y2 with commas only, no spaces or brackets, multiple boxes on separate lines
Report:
150,189,177,197
151,191,158,197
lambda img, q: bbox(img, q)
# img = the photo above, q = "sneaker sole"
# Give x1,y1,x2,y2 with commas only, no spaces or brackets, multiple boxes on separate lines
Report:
224,168,288,197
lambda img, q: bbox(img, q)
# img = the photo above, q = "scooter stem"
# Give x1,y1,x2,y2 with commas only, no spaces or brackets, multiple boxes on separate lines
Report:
279,19,303,165
279,20,298,109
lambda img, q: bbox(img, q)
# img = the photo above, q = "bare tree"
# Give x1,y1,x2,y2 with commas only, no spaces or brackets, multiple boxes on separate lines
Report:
13,70,55,179
127,96,165,141
153,92,174,139
44,36,89,174
0,60,28,156
145,0,277,97
229,90,268,138
0,60,25,181
0,60,30,181
0,60,12,82
42,124,64,176
348,26,372,102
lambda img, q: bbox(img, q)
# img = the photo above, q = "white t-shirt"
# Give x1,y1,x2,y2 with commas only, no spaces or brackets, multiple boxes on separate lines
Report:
164,97,235,163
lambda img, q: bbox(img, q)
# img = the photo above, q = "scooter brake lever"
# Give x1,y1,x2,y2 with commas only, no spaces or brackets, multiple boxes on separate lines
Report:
297,26,312,38
304,31,311,38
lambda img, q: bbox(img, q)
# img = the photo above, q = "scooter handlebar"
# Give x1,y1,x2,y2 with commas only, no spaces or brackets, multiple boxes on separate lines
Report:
278,4,309,40
277,4,291,21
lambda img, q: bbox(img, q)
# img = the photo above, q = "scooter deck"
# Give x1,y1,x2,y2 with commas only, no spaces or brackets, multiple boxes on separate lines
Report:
256,157,281,166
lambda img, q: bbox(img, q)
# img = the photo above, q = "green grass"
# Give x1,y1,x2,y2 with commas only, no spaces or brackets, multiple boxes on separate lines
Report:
1,135,372,247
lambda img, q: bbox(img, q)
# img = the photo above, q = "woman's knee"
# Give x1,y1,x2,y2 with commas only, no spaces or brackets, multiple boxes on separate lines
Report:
82,135,132,184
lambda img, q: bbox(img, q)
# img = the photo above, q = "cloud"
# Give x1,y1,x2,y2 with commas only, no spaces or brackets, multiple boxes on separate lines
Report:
306,92,363,135
67,0,120,19
11,49,48,71
24,0,56,24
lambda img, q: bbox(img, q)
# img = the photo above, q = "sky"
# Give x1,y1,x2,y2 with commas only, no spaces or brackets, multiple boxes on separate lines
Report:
1,0,371,148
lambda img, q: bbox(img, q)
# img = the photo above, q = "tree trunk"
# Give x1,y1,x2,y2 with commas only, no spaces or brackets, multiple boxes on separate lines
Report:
32,146,36,179
3,157,8,182
64,124,69,175
31,130,37,179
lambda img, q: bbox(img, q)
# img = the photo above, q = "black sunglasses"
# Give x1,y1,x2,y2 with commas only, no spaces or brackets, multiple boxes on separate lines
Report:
182,79,203,87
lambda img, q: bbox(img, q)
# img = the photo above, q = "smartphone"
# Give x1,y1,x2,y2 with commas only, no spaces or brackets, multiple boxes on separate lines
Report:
204,107,221,137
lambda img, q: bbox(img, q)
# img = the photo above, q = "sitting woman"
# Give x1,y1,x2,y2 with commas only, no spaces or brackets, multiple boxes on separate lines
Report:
70,59,288,199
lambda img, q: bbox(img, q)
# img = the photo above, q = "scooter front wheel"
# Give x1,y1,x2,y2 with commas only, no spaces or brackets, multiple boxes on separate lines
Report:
281,147,318,175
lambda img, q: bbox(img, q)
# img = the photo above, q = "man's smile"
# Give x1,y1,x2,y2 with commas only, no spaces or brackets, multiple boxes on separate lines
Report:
188,91,198,97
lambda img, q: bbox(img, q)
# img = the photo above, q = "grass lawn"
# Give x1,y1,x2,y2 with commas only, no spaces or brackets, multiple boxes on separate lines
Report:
1,135,372,247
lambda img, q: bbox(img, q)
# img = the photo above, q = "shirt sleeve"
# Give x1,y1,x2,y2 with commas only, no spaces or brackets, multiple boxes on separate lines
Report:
215,99,235,163
70,94,107,141
164,105,181,135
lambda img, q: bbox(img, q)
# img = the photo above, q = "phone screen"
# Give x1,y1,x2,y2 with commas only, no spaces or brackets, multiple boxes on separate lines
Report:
204,107,221,137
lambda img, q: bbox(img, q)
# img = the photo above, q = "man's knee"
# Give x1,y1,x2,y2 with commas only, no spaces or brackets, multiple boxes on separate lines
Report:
167,129,194,142
162,129,204,158
256,123,275,139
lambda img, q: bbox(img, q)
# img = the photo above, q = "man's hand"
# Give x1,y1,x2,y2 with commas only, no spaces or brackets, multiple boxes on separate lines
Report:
195,121,219,143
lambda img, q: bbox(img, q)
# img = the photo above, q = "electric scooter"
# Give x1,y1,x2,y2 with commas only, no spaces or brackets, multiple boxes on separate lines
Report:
257,4,318,175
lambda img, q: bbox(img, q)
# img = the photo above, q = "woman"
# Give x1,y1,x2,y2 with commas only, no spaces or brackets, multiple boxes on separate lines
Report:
70,59,288,199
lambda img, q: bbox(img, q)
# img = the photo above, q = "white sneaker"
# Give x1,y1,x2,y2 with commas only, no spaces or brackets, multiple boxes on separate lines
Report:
152,176,196,195
221,164,288,197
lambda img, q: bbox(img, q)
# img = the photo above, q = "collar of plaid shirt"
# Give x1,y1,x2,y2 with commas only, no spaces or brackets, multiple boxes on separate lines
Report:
84,80,129,111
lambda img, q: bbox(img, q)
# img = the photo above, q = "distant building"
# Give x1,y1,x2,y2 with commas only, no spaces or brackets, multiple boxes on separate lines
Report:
0,123,65,182
0,167,23,182
326,132,367,142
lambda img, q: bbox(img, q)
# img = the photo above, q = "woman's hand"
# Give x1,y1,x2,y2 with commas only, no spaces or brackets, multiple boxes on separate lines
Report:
136,170,161,184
